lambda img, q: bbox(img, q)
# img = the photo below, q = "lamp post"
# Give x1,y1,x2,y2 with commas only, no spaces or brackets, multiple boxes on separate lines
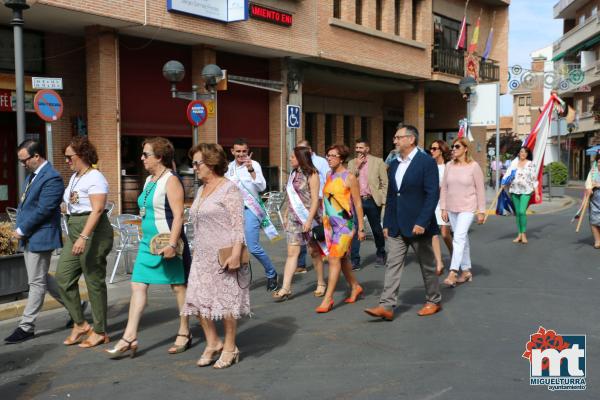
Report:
4,0,30,194
162,61,222,194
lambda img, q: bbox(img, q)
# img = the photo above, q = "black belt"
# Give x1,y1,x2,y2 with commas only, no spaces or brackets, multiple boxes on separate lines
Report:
361,195,373,200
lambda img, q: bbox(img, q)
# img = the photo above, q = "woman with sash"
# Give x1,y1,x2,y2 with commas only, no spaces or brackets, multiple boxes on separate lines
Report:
585,150,600,248
272,146,326,301
315,144,366,313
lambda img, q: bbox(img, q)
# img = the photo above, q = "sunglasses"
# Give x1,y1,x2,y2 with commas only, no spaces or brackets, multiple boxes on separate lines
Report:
192,160,205,168
18,155,34,165
141,152,155,159
64,153,78,161
453,145,462,149
430,147,440,151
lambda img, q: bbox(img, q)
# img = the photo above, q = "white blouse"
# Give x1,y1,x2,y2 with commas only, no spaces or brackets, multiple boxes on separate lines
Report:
509,161,538,195
63,169,109,214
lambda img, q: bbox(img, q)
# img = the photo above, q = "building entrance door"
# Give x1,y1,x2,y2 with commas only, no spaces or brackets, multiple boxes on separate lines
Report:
0,113,17,211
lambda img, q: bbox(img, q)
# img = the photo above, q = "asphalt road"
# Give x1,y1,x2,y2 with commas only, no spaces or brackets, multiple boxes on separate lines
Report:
1,202,599,400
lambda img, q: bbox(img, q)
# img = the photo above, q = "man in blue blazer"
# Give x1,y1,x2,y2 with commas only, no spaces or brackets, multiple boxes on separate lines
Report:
4,140,66,344
364,125,442,321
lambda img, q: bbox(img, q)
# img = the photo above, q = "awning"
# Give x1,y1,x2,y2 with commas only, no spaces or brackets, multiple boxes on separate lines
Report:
552,34,600,61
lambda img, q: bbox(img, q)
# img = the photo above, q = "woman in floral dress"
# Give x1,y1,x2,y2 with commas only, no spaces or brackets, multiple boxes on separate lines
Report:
506,147,539,244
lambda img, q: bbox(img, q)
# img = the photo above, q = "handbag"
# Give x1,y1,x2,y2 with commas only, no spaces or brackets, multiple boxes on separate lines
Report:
149,233,184,257
311,224,325,242
218,244,252,289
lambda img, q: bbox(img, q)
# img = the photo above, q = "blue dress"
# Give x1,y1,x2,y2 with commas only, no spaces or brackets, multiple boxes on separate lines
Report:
131,171,191,284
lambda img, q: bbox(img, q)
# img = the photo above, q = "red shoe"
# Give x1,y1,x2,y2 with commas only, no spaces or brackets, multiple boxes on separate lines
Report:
344,285,364,303
315,299,334,313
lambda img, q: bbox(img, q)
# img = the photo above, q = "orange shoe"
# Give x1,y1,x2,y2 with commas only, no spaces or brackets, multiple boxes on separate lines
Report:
344,285,364,303
364,306,394,321
315,299,334,313
416,302,442,316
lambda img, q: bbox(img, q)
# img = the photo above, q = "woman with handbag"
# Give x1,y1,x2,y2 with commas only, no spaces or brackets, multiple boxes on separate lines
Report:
182,143,249,369
315,144,366,313
106,137,192,359
56,136,114,348
272,146,326,301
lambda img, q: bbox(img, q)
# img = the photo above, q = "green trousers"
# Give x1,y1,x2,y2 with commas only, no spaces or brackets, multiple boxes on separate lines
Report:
511,193,531,234
56,213,113,333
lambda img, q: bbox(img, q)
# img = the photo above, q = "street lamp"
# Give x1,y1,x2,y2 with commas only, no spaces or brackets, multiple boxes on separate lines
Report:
4,0,30,194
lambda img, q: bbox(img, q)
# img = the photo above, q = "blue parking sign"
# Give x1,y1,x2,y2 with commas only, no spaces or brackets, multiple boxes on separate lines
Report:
287,105,301,129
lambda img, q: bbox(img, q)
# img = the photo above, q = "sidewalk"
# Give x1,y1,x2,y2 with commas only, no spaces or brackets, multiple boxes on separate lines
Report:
484,186,575,215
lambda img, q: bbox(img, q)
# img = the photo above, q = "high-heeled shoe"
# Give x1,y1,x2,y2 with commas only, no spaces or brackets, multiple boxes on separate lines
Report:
168,333,192,354
456,270,473,284
272,287,292,302
443,271,459,288
213,348,240,369
313,284,327,297
197,345,224,367
105,337,138,359
63,325,91,346
315,299,334,313
79,332,110,348
344,285,364,303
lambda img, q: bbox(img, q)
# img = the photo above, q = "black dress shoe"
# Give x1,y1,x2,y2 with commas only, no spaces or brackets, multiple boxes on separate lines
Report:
4,327,35,344
65,300,88,329
266,275,279,292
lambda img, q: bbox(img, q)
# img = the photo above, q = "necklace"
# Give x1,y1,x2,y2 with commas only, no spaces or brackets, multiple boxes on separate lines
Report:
200,177,224,201
140,168,168,218
68,167,92,209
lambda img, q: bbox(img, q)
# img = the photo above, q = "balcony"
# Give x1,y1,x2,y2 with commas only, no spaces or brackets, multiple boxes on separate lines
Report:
554,0,588,19
553,14,600,56
557,60,600,95
432,48,499,82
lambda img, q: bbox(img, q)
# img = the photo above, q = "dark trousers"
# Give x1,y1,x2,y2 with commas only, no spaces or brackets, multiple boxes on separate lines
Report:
298,244,307,267
351,197,386,265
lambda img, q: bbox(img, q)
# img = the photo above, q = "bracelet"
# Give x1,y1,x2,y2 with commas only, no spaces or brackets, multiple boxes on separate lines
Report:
79,234,90,240
168,243,177,250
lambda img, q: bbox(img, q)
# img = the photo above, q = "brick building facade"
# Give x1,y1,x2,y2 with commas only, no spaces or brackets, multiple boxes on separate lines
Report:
0,0,509,211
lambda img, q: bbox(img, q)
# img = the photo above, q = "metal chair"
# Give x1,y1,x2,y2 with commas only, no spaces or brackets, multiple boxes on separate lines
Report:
262,191,285,230
105,201,116,217
109,214,141,284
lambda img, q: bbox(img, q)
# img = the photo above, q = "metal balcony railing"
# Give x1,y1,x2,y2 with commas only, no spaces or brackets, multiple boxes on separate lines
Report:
432,47,464,77
479,58,500,81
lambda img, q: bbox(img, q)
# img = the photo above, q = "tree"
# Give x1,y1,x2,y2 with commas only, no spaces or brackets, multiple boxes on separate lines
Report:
487,130,522,159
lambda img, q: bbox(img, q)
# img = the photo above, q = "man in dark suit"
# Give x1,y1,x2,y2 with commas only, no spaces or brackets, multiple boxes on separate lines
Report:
4,140,66,344
364,125,442,321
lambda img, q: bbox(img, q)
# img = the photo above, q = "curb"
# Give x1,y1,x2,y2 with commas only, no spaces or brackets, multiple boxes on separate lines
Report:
0,282,88,322
529,195,576,215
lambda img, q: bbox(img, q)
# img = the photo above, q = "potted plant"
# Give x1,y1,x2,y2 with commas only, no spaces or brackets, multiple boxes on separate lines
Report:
547,161,568,197
0,222,28,297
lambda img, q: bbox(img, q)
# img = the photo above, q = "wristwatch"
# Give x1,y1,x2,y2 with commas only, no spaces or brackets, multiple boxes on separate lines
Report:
247,168,255,173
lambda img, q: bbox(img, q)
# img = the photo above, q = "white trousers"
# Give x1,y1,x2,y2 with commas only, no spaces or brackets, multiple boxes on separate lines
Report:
448,211,474,271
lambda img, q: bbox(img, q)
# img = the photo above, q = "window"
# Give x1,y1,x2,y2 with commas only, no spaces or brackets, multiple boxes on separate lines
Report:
376,0,383,31
433,14,467,50
518,116,525,125
325,114,334,151
575,98,583,114
526,96,531,106
343,116,352,145
588,95,595,113
355,0,362,25
579,14,586,25
0,29,44,73
526,115,531,124
592,6,598,17
333,0,341,18
394,0,401,35
361,117,370,143
518,96,525,106
304,113,316,150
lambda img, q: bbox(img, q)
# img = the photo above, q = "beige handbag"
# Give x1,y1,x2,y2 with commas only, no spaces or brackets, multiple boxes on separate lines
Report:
217,244,250,268
149,233,184,257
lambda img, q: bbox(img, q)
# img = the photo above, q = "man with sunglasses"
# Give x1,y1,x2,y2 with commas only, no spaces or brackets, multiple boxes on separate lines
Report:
348,138,388,269
4,140,66,344
364,125,442,321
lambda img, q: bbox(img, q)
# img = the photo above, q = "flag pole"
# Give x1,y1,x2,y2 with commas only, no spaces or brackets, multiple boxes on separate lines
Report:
483,187,503,224
576,193,590,233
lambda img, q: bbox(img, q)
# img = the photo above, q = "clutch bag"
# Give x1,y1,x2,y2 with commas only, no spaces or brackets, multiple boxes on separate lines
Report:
218,244,250,267
149,233,184,257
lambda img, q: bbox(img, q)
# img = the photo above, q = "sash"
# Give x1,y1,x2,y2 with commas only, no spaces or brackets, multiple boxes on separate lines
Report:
286,171,329,255
228,166,280,241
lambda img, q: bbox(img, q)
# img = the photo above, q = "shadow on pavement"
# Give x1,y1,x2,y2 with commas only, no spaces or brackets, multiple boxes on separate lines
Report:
236,316,298,359
0,343,58,375
0,372,55,399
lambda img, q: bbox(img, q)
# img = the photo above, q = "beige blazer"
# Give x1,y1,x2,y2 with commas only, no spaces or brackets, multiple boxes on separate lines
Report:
348,154,388,207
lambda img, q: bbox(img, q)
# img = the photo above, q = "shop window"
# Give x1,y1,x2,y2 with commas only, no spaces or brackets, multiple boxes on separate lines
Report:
394,0,401,35
343,116,352,145
355,0,362,25
376,0,383,31
325,114,334,150
333,0,341,18
519,96,525,106
305,113,317,150
0,28,44,73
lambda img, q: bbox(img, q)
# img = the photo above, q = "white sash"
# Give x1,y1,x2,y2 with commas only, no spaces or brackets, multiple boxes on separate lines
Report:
286,170,329,255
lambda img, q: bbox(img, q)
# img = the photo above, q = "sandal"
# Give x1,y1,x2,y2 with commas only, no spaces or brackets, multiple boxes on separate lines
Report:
213,347,240,369
272,287,292,302
63,325,91,346
79,331,110,348
168,332,192,354
313,284,327,297
197,344,224,367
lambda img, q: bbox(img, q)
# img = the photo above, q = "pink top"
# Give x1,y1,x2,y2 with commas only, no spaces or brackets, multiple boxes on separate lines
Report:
440,161,486,213
358,159,372,197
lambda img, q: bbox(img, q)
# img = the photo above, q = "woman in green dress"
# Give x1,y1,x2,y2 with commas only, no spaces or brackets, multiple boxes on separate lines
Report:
106,137,192,359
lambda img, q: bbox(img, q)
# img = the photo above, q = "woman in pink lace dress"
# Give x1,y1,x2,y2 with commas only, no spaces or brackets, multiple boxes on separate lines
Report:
182,143,249,369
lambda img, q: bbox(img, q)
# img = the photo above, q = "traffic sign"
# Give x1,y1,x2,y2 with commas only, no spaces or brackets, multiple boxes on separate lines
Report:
287,105,300,129
33,89,63,122
32,77,63,90
488,148,495,157
187,100,208,126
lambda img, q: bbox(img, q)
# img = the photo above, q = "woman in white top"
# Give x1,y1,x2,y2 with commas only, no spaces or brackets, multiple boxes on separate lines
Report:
504,147,538,244
429,140,453,276
56,137,114,348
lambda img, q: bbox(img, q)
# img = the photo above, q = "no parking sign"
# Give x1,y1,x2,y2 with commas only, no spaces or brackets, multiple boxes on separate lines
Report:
186,100,208,127
33,89,63,122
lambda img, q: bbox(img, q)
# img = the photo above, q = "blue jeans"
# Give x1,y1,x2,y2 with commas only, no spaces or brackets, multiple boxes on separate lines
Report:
297,245,307,267
244,208,277,278
350,197,386,266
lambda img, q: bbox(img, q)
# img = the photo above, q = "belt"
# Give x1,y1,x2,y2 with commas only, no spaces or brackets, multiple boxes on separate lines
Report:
360,195,373,200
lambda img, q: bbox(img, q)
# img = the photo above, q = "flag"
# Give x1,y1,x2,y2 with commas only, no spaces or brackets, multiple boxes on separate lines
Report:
455,15,467,50
457,118,474,142
571,195,588,223
482,27,493,59
496,190,515,216
468,15,480,54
